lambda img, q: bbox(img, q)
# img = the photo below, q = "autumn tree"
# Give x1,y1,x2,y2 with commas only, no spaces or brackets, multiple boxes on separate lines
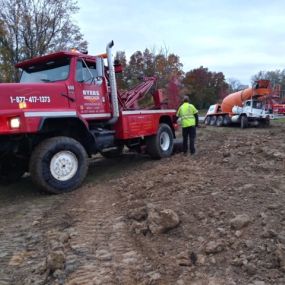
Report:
183,66,228,109
0,0,87,82
120,48,183,88
115,48,184,108
227,78,243,92
252,69,285,101
252,70,285,89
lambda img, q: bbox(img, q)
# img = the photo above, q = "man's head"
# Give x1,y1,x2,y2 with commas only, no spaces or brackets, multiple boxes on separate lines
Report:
183,96,189,103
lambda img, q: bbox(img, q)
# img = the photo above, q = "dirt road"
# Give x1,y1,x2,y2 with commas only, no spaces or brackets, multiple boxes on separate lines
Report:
0,121,284,285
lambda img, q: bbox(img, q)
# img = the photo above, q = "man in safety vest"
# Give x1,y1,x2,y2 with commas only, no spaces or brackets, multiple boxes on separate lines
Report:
176,96,199,155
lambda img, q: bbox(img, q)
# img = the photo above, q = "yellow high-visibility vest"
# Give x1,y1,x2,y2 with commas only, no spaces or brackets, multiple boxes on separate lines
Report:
176,102,198,127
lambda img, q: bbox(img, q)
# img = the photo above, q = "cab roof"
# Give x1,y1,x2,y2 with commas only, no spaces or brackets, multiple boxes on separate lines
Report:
15,51,99,69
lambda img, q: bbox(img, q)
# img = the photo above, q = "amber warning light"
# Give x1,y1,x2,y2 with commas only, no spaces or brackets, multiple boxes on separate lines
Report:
19,102,27,109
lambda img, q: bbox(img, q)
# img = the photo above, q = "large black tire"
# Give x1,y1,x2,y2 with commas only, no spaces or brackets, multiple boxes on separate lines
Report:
223,115,231,126
204,116,211,125
261,117,270,128
240,115,248,129
210,116,217,126
29,137,88,194
216,116,223,127
146,123,174,159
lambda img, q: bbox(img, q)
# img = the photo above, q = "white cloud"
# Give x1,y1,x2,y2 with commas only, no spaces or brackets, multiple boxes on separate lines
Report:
74,0,285,85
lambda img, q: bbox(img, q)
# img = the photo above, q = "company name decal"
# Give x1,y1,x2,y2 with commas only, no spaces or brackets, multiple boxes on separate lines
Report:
83,90,100,102
83,90,99,96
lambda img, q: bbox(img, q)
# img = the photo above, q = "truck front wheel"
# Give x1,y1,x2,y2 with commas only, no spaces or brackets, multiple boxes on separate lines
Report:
240,115,248,129
146,123,174,159
30,137,88,194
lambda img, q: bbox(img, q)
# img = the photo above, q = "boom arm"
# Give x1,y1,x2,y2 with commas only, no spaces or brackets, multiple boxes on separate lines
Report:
118,77,157,109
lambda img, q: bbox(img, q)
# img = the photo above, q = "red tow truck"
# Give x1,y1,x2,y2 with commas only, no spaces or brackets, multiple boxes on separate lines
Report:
0,41,177,193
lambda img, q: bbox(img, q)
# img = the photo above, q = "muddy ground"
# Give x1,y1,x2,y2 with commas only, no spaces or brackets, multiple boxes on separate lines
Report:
0,121,285,285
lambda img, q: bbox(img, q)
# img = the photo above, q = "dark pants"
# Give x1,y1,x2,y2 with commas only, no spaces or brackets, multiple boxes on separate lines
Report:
182,126,196,154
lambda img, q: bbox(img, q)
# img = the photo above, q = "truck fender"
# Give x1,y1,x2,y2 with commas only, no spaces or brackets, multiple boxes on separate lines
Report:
39,117,95,154
159,115,176,138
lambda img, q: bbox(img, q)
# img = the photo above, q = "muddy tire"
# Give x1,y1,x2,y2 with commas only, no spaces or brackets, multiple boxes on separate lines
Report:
146,123,174,159
210,116,217,126
29,137,88,194
216,116,224,127
262,117,270,127
241,115,248,129
223,115,231,126
204,116,211,125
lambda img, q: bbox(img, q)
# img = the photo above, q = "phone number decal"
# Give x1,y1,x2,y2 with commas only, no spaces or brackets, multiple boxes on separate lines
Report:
10,96,51,103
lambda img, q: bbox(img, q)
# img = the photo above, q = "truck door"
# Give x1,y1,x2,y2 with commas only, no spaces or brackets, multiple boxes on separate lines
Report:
74,59,110,119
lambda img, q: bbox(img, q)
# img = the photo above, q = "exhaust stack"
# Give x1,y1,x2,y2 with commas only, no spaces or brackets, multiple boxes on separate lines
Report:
106,41,119,124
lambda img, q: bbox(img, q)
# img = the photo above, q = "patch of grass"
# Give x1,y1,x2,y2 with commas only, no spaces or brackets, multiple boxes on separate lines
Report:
275,117,285,123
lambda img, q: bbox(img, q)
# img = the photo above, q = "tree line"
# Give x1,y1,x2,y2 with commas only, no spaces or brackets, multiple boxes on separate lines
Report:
0,0,87,82
0,0,284,109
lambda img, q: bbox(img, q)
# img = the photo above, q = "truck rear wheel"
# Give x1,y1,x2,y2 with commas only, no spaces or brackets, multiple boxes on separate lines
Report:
146,123,174,159
223,115,231,126
204,116,211,125
29,137,88,194
241,115,248,129
210,116,217,126
216,116,223,127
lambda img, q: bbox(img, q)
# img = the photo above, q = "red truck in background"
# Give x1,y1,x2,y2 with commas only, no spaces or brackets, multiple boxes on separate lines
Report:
0,41,177,193
273,103,285,115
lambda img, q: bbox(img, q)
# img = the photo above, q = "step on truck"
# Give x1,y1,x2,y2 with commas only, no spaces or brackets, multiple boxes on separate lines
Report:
0,41,177,193
204,80,272,128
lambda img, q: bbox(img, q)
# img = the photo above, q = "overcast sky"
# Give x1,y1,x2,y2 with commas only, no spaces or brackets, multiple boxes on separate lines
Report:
74,0,285,85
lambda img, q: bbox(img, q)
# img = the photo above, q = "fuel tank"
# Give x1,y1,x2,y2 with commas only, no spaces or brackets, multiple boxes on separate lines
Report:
221,80,271,114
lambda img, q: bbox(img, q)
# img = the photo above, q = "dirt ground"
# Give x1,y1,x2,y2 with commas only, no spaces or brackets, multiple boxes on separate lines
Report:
0,121,285,285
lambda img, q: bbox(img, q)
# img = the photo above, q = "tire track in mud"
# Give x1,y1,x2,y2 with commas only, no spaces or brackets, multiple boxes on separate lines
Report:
0,155,159,285
0,194,67,285
64,184,157,285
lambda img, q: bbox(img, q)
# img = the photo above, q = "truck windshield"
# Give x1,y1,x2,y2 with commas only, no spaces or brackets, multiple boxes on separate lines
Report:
252,101,263,109
20,57,70,83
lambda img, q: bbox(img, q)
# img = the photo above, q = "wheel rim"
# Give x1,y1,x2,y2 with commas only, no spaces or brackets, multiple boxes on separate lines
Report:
217,116,223,125
160,131,170,151
50,151,78,181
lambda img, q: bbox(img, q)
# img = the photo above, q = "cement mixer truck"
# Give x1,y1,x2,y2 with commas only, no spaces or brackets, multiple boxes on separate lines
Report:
204,80,272,128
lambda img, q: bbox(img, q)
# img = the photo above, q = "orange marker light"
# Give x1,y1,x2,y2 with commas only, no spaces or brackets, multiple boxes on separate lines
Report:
19,102,27,109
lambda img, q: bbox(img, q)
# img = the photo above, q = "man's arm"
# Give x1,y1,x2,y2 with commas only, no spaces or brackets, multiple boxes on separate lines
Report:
190,104,199,126
176,106,181,117
194,113,199,126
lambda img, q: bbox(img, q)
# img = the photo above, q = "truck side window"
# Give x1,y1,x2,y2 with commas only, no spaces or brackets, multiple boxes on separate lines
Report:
76,60,97,83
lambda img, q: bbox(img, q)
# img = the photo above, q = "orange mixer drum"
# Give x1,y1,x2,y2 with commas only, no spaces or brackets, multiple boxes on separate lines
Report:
221,80,271,114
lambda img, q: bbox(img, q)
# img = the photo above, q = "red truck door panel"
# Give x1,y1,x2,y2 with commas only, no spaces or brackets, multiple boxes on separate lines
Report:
74,59,111,119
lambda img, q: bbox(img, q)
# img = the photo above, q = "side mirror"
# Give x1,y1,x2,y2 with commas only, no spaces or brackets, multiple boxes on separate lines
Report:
96,57,104,77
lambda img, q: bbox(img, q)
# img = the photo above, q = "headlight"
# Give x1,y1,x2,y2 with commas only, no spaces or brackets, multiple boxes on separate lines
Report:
10,117,21,128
